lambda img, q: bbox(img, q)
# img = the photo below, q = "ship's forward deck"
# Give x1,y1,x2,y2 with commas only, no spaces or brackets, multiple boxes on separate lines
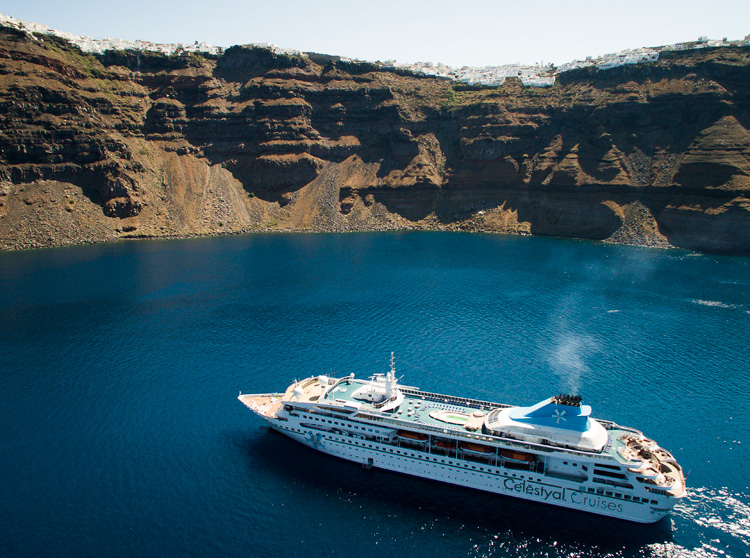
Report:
238,393,283,418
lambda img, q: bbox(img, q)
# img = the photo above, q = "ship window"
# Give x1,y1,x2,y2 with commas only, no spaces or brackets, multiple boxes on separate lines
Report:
651,500,658,505
564,461,568,465
605,491,613,496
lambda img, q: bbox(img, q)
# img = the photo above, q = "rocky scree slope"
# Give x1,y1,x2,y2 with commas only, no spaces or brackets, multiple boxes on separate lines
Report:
0,26,749,253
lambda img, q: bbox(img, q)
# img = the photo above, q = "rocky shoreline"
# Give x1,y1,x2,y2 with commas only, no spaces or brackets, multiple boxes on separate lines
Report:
0,188,673,253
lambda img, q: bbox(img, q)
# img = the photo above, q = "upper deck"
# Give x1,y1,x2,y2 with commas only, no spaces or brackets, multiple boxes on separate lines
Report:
316,376,685,496
323,377,499,430
317,376,635,459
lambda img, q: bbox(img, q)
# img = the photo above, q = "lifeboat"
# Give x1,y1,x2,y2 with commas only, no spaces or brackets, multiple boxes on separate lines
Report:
397,430,429,442
499,449,535,463
434,439,455,450
460,441,494,455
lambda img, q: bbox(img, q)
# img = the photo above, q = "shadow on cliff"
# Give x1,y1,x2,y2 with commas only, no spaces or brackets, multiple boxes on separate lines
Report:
4,164,140,217
213,45,310,82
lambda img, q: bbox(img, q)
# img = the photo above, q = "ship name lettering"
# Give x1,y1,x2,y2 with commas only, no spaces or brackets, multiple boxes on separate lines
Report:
570,491,624,512
503,478,565,501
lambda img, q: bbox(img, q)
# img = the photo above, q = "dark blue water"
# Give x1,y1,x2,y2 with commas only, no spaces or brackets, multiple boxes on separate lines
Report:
1,232,748,557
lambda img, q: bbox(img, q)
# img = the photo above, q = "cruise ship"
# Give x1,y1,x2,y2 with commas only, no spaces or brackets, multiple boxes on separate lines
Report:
238,355,686,523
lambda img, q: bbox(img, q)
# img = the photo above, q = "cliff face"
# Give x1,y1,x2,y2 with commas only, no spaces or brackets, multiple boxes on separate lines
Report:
1,27,749,253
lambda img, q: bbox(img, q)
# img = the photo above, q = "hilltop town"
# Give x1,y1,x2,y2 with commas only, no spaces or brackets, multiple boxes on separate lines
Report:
1,12,748,88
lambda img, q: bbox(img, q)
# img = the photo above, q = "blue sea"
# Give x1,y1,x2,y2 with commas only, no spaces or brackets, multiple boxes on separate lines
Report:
1,232,749,557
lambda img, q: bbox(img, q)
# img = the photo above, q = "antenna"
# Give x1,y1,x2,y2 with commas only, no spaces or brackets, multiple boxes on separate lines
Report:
386,351,396,399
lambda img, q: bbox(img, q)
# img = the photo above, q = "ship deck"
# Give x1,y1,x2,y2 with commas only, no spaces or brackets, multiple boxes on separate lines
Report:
323,377,642,464
325,378,491,433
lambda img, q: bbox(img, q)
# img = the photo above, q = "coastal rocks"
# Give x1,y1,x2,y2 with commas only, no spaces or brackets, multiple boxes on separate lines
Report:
103,196,142,218
603,200,670,247
0,179,119,250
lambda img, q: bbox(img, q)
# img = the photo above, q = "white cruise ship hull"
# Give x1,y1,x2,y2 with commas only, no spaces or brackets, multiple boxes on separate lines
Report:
239,369,685,524
262,412,668,523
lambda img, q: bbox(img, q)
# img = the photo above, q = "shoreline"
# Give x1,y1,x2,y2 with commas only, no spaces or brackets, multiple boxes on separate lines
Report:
0,224,690,255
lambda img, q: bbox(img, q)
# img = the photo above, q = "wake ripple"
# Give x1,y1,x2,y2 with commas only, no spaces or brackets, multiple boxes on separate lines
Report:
676,487,750,541
649,487,750,557
690,299,741,310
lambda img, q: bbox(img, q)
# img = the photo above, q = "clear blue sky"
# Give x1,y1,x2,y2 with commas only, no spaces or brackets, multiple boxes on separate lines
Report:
3,1,749,67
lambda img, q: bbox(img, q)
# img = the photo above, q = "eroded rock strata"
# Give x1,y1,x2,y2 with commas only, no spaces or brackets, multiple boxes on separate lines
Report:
1,27,749,253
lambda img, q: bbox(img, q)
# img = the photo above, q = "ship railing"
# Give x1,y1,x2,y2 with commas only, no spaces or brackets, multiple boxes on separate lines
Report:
597,420,642,435
399,388,513,412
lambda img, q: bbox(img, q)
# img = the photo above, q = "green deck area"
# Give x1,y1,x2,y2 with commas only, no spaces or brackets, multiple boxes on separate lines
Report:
324,378,488,433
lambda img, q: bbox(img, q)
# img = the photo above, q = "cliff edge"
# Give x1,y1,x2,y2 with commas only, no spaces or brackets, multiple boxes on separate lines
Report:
1,27,749,253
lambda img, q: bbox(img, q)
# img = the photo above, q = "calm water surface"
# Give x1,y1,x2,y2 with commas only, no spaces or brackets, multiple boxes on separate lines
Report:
1,232,748,557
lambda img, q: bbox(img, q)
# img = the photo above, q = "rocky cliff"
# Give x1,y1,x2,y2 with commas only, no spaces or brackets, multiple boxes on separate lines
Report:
1,26,749,253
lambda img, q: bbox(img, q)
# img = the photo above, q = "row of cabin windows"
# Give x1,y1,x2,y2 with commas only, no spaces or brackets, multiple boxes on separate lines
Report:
288,425,664,509
285,425,663,507
288,425,552,485
304,414,374,432
594,468,628,480
295,422,594,489
307,428,543,480
586,486,657,504
564,461,629,478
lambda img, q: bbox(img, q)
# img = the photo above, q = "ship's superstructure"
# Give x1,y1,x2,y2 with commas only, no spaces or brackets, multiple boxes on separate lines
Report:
238,355,686,523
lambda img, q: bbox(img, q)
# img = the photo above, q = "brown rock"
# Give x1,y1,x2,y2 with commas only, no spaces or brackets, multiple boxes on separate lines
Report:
0,26,749,253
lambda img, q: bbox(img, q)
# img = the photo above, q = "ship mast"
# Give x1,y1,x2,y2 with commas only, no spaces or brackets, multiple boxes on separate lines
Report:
386,351,396,399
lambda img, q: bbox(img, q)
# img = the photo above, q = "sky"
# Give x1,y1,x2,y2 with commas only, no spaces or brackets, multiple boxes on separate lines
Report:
2,1,749,67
